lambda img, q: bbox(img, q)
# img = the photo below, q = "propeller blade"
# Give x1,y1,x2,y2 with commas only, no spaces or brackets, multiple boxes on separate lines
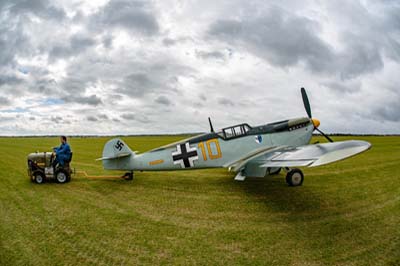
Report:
301,87,312,118
315,127,334,143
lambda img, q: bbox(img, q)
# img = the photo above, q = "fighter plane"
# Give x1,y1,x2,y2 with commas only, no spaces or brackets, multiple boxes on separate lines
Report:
98,88,371,186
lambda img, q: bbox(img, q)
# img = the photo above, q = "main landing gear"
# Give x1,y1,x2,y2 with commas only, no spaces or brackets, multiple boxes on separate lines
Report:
284,168,304,187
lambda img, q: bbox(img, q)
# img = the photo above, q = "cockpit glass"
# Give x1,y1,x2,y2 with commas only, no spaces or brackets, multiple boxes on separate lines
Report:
222,124,251,139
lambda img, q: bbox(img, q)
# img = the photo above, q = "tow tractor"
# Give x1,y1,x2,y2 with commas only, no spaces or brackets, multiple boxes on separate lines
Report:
27,152,73,184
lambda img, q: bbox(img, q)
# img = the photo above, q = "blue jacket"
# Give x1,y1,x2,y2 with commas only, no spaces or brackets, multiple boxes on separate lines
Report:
54,143,71,164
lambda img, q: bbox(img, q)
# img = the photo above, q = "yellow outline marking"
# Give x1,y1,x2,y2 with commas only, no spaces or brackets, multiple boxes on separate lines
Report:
198,142,207,161
198,139,223,161
206,139,222,159
149,159,164,166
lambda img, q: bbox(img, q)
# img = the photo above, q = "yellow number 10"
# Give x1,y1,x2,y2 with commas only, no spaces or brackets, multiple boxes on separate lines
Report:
198,139,222,161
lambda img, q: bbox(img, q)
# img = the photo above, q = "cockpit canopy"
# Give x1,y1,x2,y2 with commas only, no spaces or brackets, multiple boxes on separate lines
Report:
219,123,252,140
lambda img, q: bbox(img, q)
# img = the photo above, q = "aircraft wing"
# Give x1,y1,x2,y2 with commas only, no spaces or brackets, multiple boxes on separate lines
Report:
223,146,286,172
225,140,371,171
258,140,371,168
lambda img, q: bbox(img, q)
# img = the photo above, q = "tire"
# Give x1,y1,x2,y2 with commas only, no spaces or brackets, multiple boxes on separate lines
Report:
123,172,133,180
55,170,70,184
33,172,45,184
268,167,281,175
285,168,304,187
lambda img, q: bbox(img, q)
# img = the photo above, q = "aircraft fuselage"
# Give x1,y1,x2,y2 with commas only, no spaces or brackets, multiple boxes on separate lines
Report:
103,117,314,171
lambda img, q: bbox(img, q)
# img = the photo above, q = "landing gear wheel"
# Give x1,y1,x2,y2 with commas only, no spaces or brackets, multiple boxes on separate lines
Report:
122,172,133,181
55,170,70,184
33,172,45,184
268,167,281,175
286,168,304,187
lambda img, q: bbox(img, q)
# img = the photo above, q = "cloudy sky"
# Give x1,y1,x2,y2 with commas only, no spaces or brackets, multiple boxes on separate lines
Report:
0,0,399,135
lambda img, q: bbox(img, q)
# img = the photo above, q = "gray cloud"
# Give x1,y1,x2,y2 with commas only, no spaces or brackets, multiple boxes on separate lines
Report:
199,94,207,101
375,104,400,122
50,116,63,124
336,35,384,79
98,114,109,120
367,89,400,123
218,97,234,106
92,0,159,35
28,78,59,96
5,0,66,20
121,113,135,120
162,37,176,46
102,35,113,49
62,95,102,106
59,76,93,94
0,96,11,106
321,81,361,94
196,50,226,60
119,73,157,97
208,5,397,79
86,116,98,122
117,65,184,98
208,9,334,73
155,95,172,106
49,34,96,60
0,16,29,67
0,75,23,87
121,113,151,123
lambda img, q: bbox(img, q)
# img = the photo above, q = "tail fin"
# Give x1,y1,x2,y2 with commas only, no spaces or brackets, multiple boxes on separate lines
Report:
97,138,135,170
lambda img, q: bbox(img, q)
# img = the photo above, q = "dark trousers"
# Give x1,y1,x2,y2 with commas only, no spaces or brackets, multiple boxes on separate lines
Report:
52,157,64,169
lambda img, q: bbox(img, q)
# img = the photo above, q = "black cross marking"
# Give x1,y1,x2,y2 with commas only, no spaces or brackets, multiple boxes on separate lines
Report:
172,143,198,168
114,140,124,151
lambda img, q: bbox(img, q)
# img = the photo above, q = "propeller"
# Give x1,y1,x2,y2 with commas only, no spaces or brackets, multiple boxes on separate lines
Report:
301,87,334,143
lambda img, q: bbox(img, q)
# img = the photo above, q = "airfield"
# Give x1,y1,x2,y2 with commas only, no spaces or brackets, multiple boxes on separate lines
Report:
0,135,399,265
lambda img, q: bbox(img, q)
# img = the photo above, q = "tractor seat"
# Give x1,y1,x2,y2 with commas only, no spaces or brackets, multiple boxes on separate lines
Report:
63,152,73,167
67,152,73,163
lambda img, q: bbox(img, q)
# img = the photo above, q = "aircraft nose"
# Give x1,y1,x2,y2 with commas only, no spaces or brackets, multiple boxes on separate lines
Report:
312,118,320,128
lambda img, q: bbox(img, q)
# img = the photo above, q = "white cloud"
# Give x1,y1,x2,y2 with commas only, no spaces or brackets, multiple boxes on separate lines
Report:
0,0,399,135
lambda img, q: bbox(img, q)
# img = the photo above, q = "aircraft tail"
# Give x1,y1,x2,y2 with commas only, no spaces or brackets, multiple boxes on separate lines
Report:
97,138,135,170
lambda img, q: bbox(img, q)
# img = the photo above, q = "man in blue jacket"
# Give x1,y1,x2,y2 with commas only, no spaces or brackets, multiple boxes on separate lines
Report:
52,136,72,168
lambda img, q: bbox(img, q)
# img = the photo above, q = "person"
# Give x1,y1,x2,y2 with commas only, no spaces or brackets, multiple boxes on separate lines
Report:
52,136,72,168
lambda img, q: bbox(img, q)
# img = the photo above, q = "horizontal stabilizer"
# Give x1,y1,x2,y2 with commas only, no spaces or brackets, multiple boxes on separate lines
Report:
96,152,131,161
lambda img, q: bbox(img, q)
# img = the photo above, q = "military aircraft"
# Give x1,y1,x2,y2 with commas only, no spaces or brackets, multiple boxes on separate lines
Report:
98,88,371,186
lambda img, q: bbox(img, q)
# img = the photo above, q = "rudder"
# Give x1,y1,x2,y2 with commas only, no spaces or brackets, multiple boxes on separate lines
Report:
99,138,135,170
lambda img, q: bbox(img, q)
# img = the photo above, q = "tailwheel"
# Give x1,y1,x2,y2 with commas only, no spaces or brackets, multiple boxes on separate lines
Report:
122,171,134,181
285,168,304,187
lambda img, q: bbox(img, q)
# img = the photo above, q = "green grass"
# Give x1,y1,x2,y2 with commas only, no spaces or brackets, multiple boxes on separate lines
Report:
0,136,399,265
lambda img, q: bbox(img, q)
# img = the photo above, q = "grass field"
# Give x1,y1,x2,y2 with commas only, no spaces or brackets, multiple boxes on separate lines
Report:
0,136,399,265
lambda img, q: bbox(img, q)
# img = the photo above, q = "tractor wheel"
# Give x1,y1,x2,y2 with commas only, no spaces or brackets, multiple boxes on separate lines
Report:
55,170,70,184
285,168,304,187
33,172,45,184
